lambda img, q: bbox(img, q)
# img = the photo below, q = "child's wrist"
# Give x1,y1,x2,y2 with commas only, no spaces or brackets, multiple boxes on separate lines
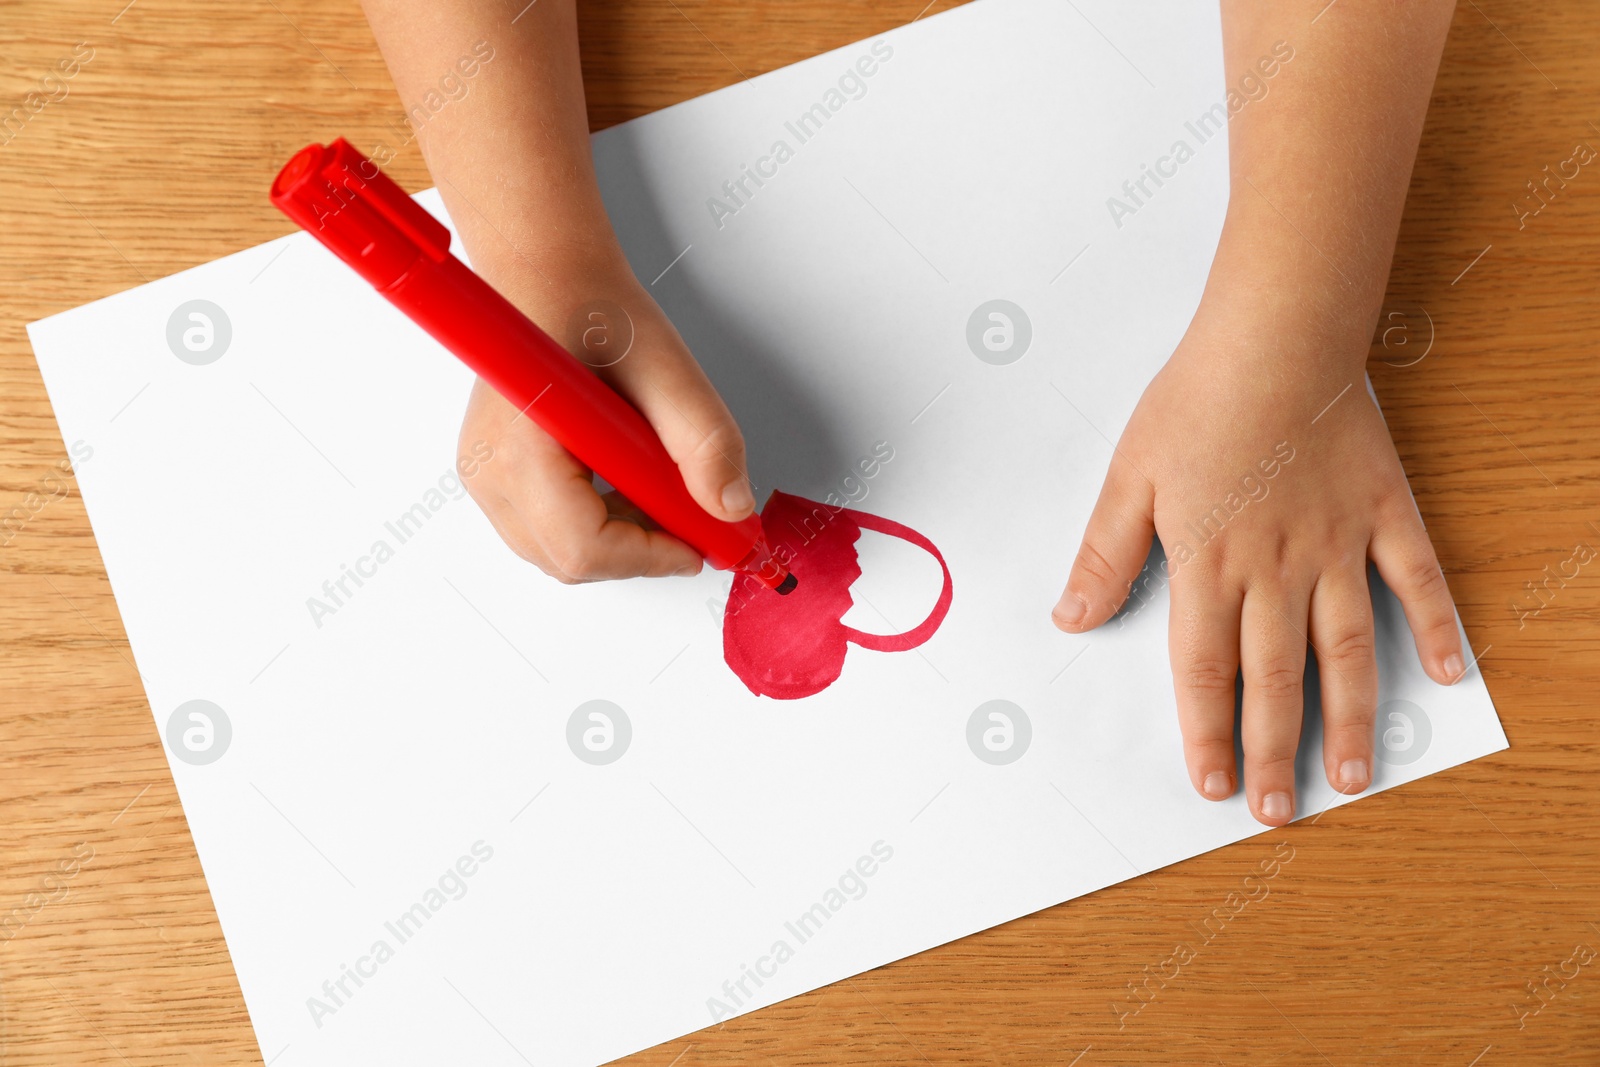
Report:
470,224,632,299
1188,203,1386,379
469,224,635,306
473,239,667,362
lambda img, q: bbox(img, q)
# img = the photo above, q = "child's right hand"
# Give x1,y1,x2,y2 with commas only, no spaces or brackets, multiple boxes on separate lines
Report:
460,259,756,584
356,0,755,583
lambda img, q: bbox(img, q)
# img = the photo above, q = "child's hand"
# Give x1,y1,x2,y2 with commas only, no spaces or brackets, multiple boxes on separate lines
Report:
458,261,755,584
1052,303,1464,826
1046,0,1460,825
359,0,754,584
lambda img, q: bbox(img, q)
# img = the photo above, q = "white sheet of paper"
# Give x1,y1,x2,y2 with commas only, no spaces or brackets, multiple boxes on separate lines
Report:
29,1,1505,1063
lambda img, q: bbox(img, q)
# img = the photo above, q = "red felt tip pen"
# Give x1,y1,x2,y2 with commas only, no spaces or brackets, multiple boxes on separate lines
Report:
270,138,794,594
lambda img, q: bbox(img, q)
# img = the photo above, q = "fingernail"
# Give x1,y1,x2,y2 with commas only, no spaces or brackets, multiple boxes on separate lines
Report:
1338,759,1368,787
1262,792,1293,821
1203,772,1231,799
674,564,699,577
1053,593,1087,627
721,479,754,516
1443,652,1464,682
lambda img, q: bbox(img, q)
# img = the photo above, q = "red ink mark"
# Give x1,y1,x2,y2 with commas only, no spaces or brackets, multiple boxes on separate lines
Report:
722,491,953,699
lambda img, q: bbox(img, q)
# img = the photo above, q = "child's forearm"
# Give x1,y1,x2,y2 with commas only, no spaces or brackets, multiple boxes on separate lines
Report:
360,0,623,312
1199,0,1457,374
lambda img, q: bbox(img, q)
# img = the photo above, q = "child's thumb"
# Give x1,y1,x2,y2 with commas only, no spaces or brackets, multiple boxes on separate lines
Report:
648,381,755,523
1055,453,1155,632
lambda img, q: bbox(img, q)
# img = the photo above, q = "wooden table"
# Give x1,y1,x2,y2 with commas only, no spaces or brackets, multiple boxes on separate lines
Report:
2,1,1596,1062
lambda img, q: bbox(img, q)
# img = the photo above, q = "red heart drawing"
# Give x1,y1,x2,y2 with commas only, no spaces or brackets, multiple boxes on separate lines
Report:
723,490,954,699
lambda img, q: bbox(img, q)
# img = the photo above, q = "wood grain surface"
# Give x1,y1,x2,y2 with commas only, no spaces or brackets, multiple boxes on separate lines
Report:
2,0,1597,1063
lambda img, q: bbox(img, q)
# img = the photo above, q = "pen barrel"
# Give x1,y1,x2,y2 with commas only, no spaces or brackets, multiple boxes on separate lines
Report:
387,256,764,571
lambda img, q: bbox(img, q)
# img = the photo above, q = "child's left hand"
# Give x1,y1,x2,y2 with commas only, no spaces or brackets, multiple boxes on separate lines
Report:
1051,296,1465,827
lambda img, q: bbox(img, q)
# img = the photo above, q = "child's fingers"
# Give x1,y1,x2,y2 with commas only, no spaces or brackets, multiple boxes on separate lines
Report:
1239,586,1311,827
500,426,704,582
458,412,568,576
1308,564,1378,795
1054,451,1155,632
469,487,566,575
602,336,755,523
1168,575,1243,801
1369,497,1463,684
596,488,657,530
